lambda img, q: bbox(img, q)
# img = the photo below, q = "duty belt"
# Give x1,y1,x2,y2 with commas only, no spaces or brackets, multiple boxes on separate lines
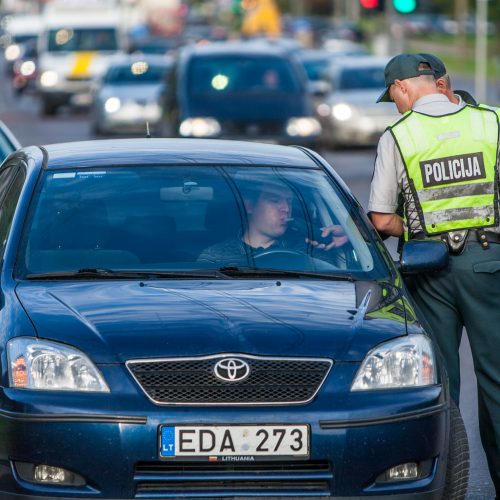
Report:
411,229,500,254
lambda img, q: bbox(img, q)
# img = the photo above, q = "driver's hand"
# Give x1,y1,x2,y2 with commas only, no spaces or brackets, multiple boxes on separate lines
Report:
306,225,348,251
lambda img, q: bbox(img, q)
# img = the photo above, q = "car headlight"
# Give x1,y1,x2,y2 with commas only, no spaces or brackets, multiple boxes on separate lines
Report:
179,117,221,138
5,43,20,61
40,70,59,87
286,117,322,137
104,96,121,113
332,103,353,121
316,103,331,117
20,60,36,76
351,335,437,391
7,337,110,392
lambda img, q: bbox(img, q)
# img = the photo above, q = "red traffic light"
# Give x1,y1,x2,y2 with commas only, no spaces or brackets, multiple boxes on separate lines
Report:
360,0,380,8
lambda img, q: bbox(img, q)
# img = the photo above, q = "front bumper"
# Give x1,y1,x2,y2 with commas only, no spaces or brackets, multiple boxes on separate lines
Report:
98,104,162,134
0,363,449,499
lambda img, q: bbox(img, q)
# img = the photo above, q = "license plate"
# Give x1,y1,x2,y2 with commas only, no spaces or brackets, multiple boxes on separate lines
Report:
159,424,309,460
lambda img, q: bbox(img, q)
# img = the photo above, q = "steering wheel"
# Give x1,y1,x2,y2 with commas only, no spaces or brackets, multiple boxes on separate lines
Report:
254,248,344,273
253,249,309,267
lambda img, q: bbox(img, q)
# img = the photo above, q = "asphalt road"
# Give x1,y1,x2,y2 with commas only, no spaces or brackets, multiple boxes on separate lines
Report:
0,80,496,499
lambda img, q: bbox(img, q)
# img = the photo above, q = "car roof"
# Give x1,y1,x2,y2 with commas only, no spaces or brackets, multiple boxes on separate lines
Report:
330,55,390,69
36,139,320,170
182,39,299,59
106,53,174,68
296,48,336,61
5,14,42,35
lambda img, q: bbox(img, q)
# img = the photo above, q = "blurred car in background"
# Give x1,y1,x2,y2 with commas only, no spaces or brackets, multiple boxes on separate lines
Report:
11,38,38,96
0,120,20,162
163,39,321,146
36,2,127,116
316,56,399,149
90,54,173,136
296,48,336,97
1,13,41,77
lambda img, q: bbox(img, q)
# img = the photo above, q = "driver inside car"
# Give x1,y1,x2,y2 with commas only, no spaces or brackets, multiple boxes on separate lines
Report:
198,181,347,266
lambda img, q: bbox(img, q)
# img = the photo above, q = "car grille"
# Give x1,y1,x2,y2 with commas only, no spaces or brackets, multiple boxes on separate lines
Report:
65,75,93,81
127,355,332,405
134,460,333,497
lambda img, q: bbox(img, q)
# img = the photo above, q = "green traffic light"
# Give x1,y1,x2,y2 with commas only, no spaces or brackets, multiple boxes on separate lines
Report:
393,0,416,13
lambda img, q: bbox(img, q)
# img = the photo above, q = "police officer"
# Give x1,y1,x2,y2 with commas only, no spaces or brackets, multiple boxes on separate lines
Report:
368,53,500,496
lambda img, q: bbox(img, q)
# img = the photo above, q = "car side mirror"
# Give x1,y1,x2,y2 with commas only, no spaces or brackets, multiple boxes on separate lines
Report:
398,240,449,275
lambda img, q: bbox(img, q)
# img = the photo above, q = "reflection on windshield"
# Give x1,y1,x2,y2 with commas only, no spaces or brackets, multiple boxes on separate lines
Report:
16,166,384,279
104,64,168,84
188,56,301,95
48,28,118,52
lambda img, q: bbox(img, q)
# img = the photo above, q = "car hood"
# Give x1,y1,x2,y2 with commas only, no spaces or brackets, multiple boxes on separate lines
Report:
16,279,410,363
185,93,309,121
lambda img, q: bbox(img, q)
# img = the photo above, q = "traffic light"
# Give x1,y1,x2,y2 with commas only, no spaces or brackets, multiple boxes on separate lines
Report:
360,0,381,8
393,0,417,13
359,0,384,11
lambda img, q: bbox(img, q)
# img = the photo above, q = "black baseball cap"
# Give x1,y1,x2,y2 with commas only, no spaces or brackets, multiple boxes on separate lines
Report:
377,53,435,103
418,53,447,79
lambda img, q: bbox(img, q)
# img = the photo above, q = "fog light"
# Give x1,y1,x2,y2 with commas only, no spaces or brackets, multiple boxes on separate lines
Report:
387,462,418,481
34,465,66,483
15,461,86,486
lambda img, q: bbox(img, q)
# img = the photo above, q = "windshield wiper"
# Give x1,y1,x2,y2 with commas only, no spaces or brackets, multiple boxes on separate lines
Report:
218,266,356,281
25,268,233,280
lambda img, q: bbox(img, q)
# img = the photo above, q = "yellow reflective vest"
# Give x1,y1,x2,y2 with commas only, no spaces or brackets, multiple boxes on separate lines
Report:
389,105,499,237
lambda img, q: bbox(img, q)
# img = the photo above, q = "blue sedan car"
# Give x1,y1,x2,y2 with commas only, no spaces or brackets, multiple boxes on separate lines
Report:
0,139,467,499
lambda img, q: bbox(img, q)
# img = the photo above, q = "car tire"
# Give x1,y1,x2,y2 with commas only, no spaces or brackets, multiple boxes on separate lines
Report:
90,119,103,137
442,400,469,499
41,97,58,116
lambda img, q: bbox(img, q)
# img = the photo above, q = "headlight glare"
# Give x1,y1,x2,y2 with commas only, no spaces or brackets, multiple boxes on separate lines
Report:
332,103,353,121
351,335,436,390
316,103,331,117
286,117,322,137
104,96,121,113
5,43,20,61
40,70,58,87
20,60,36,76
179,117,221,137
7,338,109,392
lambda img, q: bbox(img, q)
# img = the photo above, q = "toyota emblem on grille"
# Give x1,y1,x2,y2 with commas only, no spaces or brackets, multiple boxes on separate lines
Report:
214,358,250,382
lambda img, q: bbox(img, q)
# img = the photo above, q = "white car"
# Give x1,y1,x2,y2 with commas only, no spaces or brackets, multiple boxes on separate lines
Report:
90,54,173,135
317,56,400,149
36,4,127,116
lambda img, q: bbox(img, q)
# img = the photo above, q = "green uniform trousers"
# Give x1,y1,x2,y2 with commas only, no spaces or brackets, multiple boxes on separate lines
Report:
409,240,500,494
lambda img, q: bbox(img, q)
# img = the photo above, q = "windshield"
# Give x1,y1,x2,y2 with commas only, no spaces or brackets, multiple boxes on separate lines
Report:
12,34,37,45
16,166,387,280
103,62,169,84
47,28,118,52
301,59,330,82
188,56,302,95
338,66,386,90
